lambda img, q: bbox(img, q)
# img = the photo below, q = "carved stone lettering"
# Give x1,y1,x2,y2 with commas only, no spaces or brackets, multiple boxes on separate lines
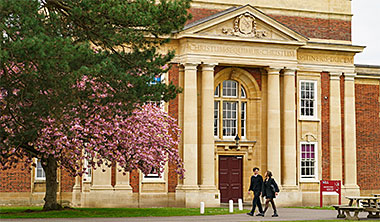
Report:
298,53,354,65
185,42,295,58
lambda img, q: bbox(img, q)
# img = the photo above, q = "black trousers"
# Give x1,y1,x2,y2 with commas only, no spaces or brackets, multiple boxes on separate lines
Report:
250,192,263,214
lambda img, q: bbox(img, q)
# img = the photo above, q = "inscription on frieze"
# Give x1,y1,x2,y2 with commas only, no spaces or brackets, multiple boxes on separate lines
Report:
298,53,354,65
185,42,296,58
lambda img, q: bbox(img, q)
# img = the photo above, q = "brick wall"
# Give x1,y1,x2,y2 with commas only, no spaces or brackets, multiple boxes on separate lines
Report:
355,84,380,190
129,169,139,192
168,64,179,192
321,72,330,180
0,162,31,192
186,8,351,41
60,170,75,192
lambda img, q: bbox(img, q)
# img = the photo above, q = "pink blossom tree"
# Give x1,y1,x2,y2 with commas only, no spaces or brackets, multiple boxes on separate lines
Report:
0,0,190,210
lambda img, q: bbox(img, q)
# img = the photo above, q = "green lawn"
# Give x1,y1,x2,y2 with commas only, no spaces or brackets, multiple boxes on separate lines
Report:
0,207,249,219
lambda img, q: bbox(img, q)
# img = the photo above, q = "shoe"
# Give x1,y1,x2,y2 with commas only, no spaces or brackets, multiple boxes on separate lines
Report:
272,213,279,217
256,213,265,217
247,212,254,216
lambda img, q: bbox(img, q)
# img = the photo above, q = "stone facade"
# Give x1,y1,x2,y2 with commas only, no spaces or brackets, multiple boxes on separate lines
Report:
1,0,380,208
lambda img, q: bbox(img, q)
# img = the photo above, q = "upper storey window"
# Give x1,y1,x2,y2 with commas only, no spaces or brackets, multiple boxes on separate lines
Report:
214,80,248,139
300,80,317,120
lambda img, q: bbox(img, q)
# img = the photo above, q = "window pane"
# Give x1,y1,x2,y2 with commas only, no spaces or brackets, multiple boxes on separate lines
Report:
301,143,316,178
222,101,238,137
214,101,219,136
214,84,220,97
300,81,316,118
222,80,238,97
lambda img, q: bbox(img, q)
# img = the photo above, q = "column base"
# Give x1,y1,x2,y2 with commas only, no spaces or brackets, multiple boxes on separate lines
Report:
89,184,114,191
343,184,361,197
114,184,133,192
276,186,302,207
71,185,82,207
176,185,220,208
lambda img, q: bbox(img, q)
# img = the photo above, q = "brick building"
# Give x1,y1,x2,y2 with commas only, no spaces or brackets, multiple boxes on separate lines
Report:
1,0,379,207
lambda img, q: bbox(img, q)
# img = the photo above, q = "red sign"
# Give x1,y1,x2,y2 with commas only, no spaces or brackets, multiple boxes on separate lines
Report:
320,180,341,207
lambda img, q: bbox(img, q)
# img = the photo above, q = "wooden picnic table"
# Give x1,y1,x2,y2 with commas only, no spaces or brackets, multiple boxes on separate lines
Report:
345,196,380,219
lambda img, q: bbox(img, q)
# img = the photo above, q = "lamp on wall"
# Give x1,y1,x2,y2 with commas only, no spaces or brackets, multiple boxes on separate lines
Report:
234,134,240,146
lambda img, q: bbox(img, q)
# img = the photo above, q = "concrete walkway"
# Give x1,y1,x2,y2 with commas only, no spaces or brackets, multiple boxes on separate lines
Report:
2,208,379,222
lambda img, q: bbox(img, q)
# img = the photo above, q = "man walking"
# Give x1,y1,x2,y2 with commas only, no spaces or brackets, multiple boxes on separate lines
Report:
247,167,264,216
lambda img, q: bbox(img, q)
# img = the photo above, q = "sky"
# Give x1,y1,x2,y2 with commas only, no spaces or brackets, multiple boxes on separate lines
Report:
352,0,380,65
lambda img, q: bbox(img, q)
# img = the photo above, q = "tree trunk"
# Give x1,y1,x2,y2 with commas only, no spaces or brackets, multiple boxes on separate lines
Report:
42,156,62,211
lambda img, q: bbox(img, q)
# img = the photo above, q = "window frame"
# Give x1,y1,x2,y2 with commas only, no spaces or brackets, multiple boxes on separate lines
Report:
299,80,318,120
300,141,319,182
83,158,92,182
142,165,165,182
35,159,46,181
214,80,248,140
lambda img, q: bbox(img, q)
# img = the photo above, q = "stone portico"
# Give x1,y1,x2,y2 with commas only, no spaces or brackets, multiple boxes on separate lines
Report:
71,4,364,208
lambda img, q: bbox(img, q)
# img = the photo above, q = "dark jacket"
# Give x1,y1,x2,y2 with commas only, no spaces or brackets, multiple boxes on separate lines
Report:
262,177,280,199
248,174,263,193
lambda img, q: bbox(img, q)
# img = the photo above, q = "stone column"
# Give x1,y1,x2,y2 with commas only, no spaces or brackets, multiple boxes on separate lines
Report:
177,66,185,187
90,163,113,190
329,72,343,180
267,68,282,182
200,63,217,189
282,69,297,188
182,63,199,189
343,73,360,195
71,176,82,207
114,167,133,192
87,162,114,207
175,63,200,208
113,165,135,207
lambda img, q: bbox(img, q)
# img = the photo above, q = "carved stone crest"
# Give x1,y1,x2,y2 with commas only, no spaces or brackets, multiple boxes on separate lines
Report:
222,12,268,38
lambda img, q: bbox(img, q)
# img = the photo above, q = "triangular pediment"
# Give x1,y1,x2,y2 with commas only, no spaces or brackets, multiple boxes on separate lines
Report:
182,5,308,42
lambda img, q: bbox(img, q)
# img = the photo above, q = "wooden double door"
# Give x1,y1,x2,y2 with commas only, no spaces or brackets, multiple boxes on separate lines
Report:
218,155,243,203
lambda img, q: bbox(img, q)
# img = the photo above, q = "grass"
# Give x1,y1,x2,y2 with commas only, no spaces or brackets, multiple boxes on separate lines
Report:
285,206,335,210
0,207,249,219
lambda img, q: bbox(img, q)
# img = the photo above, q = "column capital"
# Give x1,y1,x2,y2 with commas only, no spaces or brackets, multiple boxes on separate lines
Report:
344,73,356,81
201,63,217,71
266,67,282,75
329,72,342,80
182,63,199,71
283,68,298,76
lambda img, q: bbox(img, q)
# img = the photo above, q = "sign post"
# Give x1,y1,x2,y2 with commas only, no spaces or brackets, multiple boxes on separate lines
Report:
320,180,341,207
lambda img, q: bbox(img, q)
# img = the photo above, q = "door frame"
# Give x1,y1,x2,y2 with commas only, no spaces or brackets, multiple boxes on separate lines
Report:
218,155,244,203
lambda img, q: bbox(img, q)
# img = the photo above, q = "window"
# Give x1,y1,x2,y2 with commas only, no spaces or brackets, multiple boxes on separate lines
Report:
223,102,237,137
214,101,219,137
35,159,46,180
300,80,317,119
83,158,92,182
241,102,246,137
222,80,237,97
300,142,318,181
143,166,165,182
214,80,248,139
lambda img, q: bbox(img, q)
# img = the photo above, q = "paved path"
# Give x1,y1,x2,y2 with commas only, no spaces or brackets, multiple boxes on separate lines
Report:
1,208,379,222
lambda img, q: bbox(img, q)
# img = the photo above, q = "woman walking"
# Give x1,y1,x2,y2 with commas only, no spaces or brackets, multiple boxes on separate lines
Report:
257,170,280,217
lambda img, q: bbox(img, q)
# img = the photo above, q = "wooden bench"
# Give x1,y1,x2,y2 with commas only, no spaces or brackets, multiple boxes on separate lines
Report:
364,206,380,218
332,205,350,218
338,206,364,220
